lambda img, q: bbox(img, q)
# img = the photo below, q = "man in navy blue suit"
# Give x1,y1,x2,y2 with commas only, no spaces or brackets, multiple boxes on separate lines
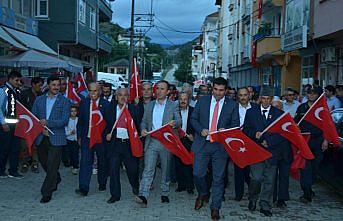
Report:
243,86,291,217
191,77,239,220
75,82,109,196
103,88,140,204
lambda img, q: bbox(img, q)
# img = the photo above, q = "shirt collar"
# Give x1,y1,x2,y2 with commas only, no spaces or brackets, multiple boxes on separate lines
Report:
211,96,225,104
156,98,167,106
261,105,271,111
239,102,251,109
5,82,15,91
46,92,59,99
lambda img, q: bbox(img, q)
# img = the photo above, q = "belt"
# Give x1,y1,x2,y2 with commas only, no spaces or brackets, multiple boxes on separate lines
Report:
115,138,129,142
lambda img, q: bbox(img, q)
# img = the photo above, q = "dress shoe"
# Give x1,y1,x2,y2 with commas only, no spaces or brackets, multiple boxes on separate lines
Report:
248,201,256,211
75,189,88,196
211,209,220,220
175,187,186,192
276,200,287,208
107,196,120,204
99,186,106,192
135,195,147,207
260,209,272,217
40,196,51,203
234,196,242,201
195,196,205,210
299,196,311,204
161,196,170,203
187,189,194,195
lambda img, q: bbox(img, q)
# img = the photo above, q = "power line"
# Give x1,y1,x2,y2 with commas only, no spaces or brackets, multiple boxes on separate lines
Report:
154,25,177,46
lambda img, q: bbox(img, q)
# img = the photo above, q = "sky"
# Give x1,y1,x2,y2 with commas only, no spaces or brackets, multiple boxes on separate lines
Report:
111,0,218,45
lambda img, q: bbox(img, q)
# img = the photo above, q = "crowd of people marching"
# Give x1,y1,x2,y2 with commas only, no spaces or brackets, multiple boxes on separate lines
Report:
0,70,342,220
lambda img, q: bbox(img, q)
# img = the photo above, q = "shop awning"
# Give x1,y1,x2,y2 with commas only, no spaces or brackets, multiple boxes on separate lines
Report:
59,55,91,73
0,50,68,69
2,26,57,55
0,27,27,50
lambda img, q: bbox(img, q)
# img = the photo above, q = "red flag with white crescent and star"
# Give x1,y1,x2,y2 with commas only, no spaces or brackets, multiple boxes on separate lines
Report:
210,128,272,168
299,93,340,146
115,107,143,157
263,112,314,160
150,124,193,165
76,73,88,94
14,101,44,156
89,100,106,148
67,79,81,103
129,58,142,102
290,133,311,180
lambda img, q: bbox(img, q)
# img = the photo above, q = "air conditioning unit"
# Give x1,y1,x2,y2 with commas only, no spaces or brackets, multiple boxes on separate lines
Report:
321,47,336,63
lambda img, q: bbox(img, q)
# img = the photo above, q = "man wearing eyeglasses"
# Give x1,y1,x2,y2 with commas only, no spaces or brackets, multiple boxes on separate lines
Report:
282,88,300,118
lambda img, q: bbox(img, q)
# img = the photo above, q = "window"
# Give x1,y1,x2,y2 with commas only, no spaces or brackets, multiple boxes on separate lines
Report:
89,7,96,31
12,0,23,14
79,0,86,24
35,0,48,18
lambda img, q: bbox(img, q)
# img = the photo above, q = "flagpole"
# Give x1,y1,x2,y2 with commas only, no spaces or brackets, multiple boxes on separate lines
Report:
260,112,289,135
109,104,126,136
17,101,54,135
134,58,139,100
140,123,172,138
298,92,325,125
208,127,241,135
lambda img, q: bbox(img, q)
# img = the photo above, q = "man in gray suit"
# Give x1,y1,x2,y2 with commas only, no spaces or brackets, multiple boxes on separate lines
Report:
32,75,70,203
191,77,239,220
136,80,182,206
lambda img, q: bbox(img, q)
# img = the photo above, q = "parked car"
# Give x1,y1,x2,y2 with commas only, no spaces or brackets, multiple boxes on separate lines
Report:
97,72,128,90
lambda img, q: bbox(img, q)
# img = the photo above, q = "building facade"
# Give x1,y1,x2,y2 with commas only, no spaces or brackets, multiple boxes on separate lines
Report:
37,0,113,75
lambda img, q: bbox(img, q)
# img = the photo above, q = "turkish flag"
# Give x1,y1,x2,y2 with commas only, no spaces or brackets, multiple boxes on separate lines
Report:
76,73,88,94
290,133,311,180
210,128,272,168
150,124,193,165
258,0,263,18
152,83,158,98
129,58,142,102
14,101,44,156
89,101,106,148
115,107,143,157
263,112,314,160
67,79,81,103
300,93,340,146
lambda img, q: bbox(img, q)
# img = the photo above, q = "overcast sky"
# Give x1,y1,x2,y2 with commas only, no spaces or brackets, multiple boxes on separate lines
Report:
111,0,217,45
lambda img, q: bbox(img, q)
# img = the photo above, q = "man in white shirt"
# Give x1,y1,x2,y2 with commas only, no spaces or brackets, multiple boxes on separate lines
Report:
325,85,341,111
234,87,254,201
104,88,140,204
136,80,182,206
282,88,300,118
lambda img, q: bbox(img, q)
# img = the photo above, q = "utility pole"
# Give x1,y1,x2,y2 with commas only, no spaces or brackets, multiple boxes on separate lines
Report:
129,0,135,80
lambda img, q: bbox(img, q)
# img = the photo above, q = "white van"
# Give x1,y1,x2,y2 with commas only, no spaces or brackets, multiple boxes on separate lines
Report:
97,72,128,90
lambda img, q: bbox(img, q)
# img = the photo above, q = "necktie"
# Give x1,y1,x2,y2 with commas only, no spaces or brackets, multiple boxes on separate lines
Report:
210,101,220,132
262,109,268,119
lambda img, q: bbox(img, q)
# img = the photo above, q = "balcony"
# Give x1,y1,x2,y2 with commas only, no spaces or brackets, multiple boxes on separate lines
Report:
99,0,113,22
256,37,281,58
99,32,112,54
263,0,283,7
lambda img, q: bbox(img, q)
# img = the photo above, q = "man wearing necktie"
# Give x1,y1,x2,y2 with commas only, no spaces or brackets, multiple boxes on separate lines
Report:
190,77,239,220
243,86,291,217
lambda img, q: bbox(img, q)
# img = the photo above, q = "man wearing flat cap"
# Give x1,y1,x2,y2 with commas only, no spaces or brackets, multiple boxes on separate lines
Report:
243,85,291,217
294,86,327,204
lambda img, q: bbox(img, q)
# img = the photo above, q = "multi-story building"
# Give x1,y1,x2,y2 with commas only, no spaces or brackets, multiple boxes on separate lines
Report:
37,0,113,75
191,37,203,80
201,12,219,81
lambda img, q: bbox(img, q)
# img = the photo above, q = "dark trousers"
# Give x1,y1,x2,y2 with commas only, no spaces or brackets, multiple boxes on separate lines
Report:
193,142,228,210
249,161,277,211
234,164,250,199
300,146,323,199
37,137,62,197
108,139,139,198
79,140,108,192
273,159,291,201
61,145,69,165
66,140,80,168
0,125,19,174
175,155,194,190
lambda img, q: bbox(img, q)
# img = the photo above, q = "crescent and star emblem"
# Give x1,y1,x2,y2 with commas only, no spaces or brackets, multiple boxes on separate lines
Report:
314,107,324,121
19,114,33,133
281,122,293,133
91,110,103,126
225,137,247,153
